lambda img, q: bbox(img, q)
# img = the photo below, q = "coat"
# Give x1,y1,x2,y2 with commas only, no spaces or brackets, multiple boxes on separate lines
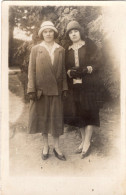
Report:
27,43,68,134
64,38,103,125
27,44,68,96
66,38,102,93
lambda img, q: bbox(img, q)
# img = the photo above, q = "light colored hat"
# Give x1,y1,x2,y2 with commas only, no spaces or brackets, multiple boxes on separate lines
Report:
66,21,81,35
38,21,58,37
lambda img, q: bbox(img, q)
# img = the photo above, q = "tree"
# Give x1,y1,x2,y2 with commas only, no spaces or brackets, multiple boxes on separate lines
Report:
9,6,120,102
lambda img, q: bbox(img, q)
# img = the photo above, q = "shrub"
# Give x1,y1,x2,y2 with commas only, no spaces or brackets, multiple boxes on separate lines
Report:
9,6,120,103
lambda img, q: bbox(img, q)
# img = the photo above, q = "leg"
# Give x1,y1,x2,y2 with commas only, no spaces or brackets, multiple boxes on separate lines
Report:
75,127,85,153
53,135,66,161
79,127,85,149
42,133,49,155
82,125,93,152
53,136,63,155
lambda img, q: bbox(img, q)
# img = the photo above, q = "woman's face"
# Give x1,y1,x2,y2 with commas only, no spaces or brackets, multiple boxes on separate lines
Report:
42,28,55,43
69,29,81,43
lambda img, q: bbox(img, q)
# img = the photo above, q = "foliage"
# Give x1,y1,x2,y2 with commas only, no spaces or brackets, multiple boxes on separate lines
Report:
9,6,120,102
102,38,120,100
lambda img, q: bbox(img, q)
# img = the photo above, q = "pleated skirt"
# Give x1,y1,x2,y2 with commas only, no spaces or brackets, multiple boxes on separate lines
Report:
28,95,63,136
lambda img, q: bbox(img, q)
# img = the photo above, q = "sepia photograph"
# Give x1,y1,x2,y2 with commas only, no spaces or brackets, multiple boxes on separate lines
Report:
1,1,126,195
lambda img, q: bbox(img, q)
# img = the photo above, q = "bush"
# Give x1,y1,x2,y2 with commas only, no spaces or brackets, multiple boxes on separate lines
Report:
9,6,120,103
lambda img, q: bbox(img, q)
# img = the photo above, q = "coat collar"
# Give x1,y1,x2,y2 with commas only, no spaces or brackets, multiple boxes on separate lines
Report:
39,41,60,65
68,40,85,51
39,41,60,52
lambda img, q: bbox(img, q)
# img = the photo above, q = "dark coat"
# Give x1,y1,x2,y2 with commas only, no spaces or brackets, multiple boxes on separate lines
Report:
65,38,103,111
27,44,68,97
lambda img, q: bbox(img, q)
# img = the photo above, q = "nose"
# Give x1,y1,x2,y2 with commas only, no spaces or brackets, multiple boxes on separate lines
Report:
47,32,50,35
72,32,76,36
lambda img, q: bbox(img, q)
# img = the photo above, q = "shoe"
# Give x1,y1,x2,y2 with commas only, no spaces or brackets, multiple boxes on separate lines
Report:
53,148,66,161
42,147,49,160
81,145,91,159
75,148,82,154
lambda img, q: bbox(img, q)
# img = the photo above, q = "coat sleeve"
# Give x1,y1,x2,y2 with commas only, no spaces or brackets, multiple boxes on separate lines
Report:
62,49,68,91
86,39,102,72
91,48,102,72
27,47,37,94
65,48,71,71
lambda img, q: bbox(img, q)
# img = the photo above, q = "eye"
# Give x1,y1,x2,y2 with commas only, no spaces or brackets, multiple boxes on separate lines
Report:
43,30,47,33
69,31,73,35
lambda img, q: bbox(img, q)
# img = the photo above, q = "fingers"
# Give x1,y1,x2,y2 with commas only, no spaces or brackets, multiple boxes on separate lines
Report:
87,66,93,74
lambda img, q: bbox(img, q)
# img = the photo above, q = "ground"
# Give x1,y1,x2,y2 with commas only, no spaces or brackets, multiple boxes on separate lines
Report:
9,73,121,177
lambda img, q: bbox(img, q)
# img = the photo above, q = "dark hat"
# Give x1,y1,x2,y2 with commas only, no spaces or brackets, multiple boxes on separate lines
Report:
66,21,81,35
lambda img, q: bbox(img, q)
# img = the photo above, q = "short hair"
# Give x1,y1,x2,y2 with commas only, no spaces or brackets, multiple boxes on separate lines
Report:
39,30,58,40
66,28,85,41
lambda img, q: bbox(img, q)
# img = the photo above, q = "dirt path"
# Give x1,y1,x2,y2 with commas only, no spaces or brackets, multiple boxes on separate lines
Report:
9,74,121,177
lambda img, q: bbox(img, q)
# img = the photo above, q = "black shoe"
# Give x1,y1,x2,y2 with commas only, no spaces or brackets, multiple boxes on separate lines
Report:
81,145,91,159
42,147,49,160
53,148,66,161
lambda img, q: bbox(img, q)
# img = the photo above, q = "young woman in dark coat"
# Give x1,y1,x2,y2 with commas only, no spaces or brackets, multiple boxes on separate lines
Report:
65,21,102,159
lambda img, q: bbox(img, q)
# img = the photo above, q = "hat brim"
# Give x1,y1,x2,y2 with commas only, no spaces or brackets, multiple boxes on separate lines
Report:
66,27,81,36
38,26,58,37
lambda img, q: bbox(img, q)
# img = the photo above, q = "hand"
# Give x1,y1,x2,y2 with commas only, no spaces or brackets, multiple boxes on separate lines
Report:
87,66,93,74
29,92,37,101
62,90,68,99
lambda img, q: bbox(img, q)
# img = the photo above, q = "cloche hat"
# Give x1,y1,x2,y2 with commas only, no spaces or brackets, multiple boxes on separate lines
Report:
66,21,82,35
38,21,58,38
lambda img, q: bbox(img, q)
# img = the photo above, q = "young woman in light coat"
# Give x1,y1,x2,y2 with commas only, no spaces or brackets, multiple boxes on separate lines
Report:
27,21,68,161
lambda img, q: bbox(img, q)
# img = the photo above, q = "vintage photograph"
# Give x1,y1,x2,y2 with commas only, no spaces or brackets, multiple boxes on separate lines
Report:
1,1,126,195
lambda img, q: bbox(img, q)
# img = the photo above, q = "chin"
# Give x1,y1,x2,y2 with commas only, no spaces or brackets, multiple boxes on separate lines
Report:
48,38,53,41
45,39,53,42
73,40,79,43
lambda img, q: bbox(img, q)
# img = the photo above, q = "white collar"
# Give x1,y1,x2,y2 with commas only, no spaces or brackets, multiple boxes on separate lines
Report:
39,41,60,64
68,40,85,50
39,41,60,50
